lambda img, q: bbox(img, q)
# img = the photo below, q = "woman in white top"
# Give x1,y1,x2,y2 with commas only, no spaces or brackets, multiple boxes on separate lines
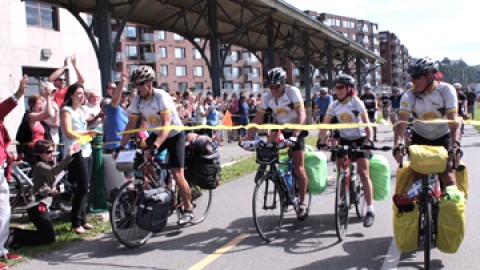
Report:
60,83,99,234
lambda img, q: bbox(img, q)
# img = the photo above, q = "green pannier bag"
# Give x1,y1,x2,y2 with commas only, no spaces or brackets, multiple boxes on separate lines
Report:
436,199,466,254
278,151,328,195
393,203,419,253
304,151,328,195
369,155,391,201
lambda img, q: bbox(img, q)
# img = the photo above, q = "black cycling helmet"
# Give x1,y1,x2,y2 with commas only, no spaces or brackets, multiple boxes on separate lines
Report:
335,74,356,87
131,65,156,83
407,57,438,77
266,67,287,85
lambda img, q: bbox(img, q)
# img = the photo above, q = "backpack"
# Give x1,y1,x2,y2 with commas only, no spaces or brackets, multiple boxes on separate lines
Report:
185,135,221,189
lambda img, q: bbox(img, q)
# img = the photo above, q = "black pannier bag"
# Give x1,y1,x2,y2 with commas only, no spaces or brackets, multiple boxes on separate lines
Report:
136,187,172,232
185,135,221,189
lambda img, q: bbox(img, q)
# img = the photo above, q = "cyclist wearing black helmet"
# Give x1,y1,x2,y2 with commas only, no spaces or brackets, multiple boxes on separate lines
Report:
118,65,194,225
244,67,310,221
393,57,459,188
318,74,376,227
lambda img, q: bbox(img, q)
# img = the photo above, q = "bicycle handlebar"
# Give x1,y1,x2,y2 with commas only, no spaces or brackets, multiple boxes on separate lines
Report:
239,130,309,151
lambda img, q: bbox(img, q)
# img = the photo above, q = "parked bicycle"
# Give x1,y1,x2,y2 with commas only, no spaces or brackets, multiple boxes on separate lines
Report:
240,130,312,242
110,148,212,248
8,153,72,214
319,141,390,241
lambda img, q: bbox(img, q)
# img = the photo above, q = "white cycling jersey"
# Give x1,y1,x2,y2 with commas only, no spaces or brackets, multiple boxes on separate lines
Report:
127,88,182,137
325,96,368,140
399,81,457,140
258,85,304,124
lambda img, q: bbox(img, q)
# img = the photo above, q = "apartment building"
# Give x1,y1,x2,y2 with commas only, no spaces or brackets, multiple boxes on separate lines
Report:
1,0,101,136
113,24,265,94
313,12,382,88
379,31,411,88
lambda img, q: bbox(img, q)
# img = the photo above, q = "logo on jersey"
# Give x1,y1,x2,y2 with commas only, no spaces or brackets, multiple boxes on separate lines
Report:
148,115,161,126
339,112,353,123
422,112,438,120
275,108,289,117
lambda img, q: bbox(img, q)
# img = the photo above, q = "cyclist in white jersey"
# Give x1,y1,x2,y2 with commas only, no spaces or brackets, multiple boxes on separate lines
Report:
317,74,376,227
118,65,193,225
244,67,310,221
393,57,459,188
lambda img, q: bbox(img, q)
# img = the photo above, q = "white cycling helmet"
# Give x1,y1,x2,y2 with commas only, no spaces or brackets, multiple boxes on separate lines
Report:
131,65,156,83
453,82,462,89
405,82,413,89
266,67,287,85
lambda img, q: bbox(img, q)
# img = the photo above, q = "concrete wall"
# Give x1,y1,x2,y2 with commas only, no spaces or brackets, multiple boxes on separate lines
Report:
0,0,100,137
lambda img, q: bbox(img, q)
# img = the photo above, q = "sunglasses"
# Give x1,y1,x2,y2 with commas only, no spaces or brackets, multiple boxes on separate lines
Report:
411,74,425,80
269,84,282,90
135,80,150,87
55,78,66,81
335,85,346,90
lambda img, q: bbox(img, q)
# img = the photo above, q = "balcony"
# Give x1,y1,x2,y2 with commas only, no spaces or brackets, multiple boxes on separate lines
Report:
116,52,124,62
140,52,157,63
140,33,155,43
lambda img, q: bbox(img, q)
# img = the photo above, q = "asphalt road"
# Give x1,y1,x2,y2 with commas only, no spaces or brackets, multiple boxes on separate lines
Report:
12,124,480,270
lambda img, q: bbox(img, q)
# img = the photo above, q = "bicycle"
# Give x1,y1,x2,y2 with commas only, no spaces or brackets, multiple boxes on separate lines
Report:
240,130,312,242
110,148,212,248
397,145,460,270
320,141,390,241
8,154,72,214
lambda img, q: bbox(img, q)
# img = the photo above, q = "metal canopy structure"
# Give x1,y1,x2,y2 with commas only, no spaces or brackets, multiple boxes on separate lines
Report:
38,0,384,102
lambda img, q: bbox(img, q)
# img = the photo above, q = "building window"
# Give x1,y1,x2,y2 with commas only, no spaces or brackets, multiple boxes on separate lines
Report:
194,82,204,90
127,64,138,76
231,51,240,62
233,83,242,90
253,83,261,91
178,82,188,90
25,1,58,30
158,47,168,58
192,48,202,59
156,31,166,40
125,25,137,39
252,68,260,78
193,66,204,76
294,68,300,77
176,66,187,76
174,33,184,40
232,67,241,78
175,47,186,59
160,83,169,90
244,82,252,90
126,45,138,59
159,65,168,77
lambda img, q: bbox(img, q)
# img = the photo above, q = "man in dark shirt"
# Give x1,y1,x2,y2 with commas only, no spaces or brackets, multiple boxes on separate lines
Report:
454,83,467,135
389,88,403,127
465,87,477,119
360,84,378,141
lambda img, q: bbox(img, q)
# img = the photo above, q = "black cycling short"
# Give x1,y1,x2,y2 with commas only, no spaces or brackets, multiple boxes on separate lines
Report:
337,137,371,159
411,131,451,150
272,130,305,152
147,131,186,168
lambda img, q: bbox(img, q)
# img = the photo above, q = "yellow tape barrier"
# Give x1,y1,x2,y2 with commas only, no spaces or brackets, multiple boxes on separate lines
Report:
119,117,475,135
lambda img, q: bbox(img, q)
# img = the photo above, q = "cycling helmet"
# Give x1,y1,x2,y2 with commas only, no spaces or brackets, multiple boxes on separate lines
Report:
131,65,156,83
407,57,438,77
335,74,356,87
266,67,287,85
405,82,413,89
363,83,372,90
453,82,462,89
392,87,400,93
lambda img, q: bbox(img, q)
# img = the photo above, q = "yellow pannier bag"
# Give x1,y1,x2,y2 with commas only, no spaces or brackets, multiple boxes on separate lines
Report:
393,203,419,253
436,199,466,254
409,145,448,174
455,161,469,200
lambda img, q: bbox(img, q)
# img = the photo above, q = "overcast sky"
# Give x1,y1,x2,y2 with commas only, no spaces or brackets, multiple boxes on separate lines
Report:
282,0,479,66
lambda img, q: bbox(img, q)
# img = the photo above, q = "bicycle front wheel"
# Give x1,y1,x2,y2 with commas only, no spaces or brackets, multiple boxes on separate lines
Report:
252,175,284,242
110,179,153,248
335,173,350,241
423,196,433,270
354,179,366,218
189,184,212,224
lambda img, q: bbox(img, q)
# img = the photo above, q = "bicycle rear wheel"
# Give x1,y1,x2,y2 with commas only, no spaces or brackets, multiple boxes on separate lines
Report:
189,184,212,224
423,196,433,270
110,179,152,248
9,173,22,210
335,173,350,241
252,175,284,242
354,178,366,218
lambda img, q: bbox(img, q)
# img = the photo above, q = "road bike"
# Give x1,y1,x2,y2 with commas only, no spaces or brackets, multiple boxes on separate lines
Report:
320,141,390,241
110,149,212,248
240,131,312,242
